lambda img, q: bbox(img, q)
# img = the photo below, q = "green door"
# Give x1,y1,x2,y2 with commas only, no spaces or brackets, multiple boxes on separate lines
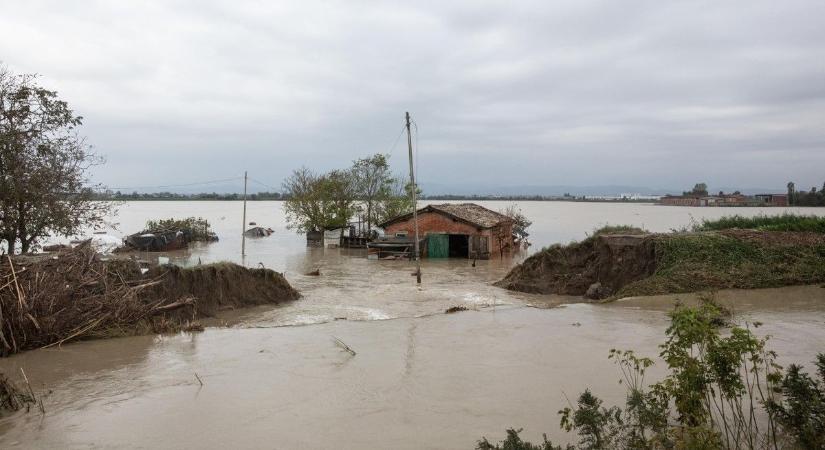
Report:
427,234,449,258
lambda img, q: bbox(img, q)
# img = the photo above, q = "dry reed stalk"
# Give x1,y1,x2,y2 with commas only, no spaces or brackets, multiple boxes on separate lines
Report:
0,242,198,356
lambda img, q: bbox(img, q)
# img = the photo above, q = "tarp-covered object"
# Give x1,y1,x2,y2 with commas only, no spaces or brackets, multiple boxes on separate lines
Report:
125,230,188,252
243,227,274,238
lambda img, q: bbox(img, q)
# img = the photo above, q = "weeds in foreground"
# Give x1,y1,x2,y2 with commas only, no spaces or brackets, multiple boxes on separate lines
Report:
617,233,825,296
477,298,824,449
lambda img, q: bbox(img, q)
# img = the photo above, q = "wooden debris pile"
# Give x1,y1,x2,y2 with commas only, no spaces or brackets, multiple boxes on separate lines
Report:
0,242,196,356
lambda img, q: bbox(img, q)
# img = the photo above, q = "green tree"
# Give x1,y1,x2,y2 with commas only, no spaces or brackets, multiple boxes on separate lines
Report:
282,167,356,233
375,177,418,225
684,183,708,197
0,66,111,254
352,154,393,232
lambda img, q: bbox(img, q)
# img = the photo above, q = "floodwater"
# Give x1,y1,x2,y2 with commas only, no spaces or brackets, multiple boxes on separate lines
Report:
1,201,824,448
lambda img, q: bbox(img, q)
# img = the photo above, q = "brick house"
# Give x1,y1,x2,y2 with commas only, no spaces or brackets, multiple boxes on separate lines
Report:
378,203,514,259
660,195,701,206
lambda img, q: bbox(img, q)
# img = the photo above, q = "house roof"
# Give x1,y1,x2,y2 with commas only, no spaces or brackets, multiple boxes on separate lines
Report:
378,203,513,229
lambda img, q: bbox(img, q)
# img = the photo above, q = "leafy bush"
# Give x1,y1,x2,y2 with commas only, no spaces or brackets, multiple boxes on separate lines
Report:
144,217,215,242
477,298,824,449
695,214,825,233
765,354,825,449
477,428,570,450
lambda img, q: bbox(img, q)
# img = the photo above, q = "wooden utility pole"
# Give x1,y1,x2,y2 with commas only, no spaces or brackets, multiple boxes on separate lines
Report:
242,171,248,257
406,112,421,284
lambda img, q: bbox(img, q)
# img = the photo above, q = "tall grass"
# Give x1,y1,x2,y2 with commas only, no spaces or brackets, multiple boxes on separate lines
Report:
590,224,647,236
694,214,825,233
617,234,825,297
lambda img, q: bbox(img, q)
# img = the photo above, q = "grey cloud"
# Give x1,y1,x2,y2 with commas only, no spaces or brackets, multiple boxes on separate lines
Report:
1,0,824,193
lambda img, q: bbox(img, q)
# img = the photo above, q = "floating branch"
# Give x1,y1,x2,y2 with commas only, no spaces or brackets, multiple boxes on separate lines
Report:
332,336,356,356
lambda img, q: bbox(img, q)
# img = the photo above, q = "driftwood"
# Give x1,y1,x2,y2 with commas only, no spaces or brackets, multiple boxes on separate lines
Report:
332,336,356,356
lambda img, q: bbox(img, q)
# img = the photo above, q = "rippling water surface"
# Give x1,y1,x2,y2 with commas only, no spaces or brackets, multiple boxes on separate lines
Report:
1,201,823,449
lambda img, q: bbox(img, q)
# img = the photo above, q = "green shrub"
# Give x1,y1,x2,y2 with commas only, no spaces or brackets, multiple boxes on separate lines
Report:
765,354,825,449
477,299,825,449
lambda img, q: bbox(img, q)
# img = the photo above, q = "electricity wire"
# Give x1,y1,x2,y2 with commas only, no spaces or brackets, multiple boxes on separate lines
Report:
106,176,244,191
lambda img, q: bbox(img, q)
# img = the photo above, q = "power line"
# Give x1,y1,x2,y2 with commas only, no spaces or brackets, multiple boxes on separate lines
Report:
385,122,408,160
247,177,280,191
412,119,421,187
106,176,244,191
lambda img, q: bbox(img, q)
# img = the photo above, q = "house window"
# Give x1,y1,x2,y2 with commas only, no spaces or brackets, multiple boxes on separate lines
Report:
395,232,408,237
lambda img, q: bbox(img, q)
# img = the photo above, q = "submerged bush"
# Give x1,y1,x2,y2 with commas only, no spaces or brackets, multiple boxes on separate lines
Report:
590,225,647,236
694,214,825,233
477,298,824,449
144,217,215,241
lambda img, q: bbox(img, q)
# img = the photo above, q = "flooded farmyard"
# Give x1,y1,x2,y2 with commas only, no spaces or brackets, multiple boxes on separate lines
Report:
1,202,824,449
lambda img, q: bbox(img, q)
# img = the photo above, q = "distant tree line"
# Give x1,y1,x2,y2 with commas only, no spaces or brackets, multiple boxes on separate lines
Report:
90,191,286,201
421,194,652,202
787,181,825,206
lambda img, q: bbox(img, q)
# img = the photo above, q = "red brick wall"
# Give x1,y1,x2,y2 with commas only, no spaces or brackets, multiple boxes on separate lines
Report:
486,223,515,255
384,212,515,258
384,212,481,237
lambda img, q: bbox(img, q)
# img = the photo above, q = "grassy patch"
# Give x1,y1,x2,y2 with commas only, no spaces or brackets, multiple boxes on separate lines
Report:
591,224,647,236
618,233,825,297
694,214,825,233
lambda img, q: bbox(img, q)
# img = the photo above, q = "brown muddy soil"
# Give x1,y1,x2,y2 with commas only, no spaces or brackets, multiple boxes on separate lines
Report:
144,263,300,317
495,234,658,298
495,231,825,299
717,229,825,247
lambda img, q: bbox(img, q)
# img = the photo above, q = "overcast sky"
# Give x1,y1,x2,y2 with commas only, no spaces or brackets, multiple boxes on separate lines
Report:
2,0,824,194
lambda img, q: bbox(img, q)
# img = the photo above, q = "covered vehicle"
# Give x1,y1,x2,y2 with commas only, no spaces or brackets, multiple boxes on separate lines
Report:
124,230,188,252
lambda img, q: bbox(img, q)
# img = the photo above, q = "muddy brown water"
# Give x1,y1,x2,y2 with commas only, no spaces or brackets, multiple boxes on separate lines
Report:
1,202,824,448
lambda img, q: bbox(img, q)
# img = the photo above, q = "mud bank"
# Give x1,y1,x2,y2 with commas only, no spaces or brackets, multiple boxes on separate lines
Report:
144,263,300,316
0,244,299,355
496,230,825,299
